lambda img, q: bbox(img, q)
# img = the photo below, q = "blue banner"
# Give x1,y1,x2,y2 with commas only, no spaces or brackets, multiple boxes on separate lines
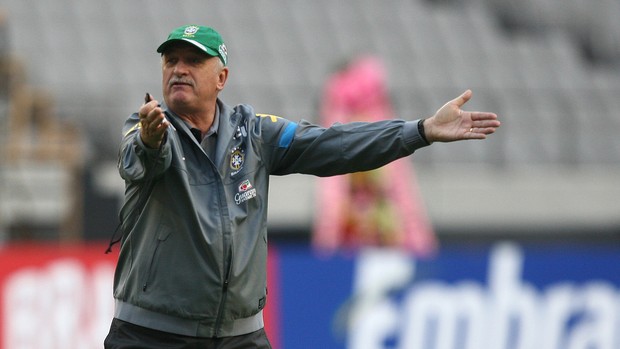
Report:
275,241,620,349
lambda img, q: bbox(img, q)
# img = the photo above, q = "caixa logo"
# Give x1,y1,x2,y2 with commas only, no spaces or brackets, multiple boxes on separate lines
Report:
343,243,620,349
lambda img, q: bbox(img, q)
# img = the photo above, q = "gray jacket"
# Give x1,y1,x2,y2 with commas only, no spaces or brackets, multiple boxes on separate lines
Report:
113,99,429,337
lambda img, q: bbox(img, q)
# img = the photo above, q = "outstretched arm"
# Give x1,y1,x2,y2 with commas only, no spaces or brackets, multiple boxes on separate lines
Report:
423,89,500,143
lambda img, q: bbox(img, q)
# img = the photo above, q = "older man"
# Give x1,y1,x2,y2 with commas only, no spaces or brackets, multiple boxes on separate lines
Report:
105,24,500,349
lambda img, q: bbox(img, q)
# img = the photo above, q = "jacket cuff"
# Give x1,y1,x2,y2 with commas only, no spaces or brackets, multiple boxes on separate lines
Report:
403,119,431,150
135,132,169,158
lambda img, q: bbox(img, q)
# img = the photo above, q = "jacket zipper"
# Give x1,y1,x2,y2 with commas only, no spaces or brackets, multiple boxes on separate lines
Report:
213,247,232,336
212,164,235,336
142,239,163,292
212,112,244,336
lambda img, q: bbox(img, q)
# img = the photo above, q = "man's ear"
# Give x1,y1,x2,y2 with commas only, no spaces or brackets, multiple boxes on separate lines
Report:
216,67,229,91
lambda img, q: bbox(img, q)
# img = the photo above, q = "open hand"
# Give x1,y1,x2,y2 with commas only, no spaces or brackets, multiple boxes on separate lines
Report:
423,90,500,143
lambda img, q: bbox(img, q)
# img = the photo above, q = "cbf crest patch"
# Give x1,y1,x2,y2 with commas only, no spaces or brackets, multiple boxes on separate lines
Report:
183,25,199,37
230,146,245,176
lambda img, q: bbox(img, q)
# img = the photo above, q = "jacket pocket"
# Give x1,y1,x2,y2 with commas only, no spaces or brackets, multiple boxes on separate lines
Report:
141,227,171,292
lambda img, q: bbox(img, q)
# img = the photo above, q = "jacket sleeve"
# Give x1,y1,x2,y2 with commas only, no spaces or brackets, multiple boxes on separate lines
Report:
117,112,172,183
265,117,429,177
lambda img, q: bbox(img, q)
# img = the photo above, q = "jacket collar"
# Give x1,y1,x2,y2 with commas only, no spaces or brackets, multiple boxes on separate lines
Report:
163,99,242,170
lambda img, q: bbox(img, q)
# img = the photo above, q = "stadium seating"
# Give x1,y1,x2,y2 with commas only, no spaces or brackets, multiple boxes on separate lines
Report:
1,0,617,165
0,0,618,238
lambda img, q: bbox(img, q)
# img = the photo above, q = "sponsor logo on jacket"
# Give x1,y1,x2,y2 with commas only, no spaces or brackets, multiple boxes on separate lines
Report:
235,179,256,205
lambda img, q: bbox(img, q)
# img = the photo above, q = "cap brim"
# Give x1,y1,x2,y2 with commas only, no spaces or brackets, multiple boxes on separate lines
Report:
156,38,219,57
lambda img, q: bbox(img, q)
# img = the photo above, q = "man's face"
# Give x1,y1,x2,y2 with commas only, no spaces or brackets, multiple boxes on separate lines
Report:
161,42,227,115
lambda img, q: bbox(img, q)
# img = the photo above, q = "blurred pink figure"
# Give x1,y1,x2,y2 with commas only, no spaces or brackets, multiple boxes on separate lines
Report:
313,56,437,256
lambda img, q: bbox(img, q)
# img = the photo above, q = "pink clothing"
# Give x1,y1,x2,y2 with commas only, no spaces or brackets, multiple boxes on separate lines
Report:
313,56,437,256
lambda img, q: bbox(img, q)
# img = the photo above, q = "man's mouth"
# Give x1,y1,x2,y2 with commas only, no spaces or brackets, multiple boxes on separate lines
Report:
169,79,193,87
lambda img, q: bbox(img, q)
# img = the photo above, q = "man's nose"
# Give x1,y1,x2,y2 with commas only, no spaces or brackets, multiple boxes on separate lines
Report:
173,61,189,75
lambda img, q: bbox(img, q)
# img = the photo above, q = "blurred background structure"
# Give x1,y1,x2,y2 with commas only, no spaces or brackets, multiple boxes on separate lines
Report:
1,0,618,243
0,0,619,242
0,1,619,348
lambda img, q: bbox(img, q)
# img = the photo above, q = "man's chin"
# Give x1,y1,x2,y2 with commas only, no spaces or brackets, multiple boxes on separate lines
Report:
167,98,199,115
167,93,191,107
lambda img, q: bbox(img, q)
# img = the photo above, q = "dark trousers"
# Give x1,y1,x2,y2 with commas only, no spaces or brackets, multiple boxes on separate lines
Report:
104,318,272,349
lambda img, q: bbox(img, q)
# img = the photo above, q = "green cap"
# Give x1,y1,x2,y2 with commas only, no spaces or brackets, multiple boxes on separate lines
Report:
157,25,228,65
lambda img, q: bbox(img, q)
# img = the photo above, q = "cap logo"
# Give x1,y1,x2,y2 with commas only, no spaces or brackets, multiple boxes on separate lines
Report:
183,25,199,37
218,44,228,64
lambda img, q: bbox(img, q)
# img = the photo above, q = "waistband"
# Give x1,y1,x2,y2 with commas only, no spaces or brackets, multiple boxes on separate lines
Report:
114,300,264,338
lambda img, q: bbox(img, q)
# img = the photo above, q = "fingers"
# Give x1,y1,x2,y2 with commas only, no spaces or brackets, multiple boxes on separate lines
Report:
138,98,168,148
453,89,472,108
471,111,499,121
140,107,165,129
467,113,501,139
138,99,160,120
470,112,501,132
468,126,497,138
139,97,164,127
471,115,500,127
